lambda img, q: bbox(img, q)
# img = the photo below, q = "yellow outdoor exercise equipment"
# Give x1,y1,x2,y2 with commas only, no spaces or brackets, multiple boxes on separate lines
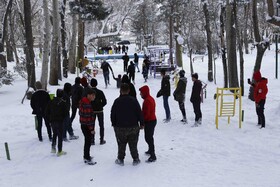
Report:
215,87,242,129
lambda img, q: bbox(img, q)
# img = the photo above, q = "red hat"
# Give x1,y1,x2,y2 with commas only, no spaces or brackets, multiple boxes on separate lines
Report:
253,71,261,82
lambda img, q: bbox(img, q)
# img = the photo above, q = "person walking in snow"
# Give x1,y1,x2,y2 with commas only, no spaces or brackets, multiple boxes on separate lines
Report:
112,74,122,88
45,89,68,156
173,70,188,124
190,73,202,127
70,77,83,123
90,78,107,145
30,81,52,142
122,52,129,72
139,85,157,162
127,61,136,84
134,53,140,72
100,60,113,88
111,83,144,166
156,69,171,122
248,70,268,129
62,83,79,141
79,88,96,165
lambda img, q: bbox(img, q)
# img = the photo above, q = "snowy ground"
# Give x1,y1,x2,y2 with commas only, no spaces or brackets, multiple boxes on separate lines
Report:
0,45,280,187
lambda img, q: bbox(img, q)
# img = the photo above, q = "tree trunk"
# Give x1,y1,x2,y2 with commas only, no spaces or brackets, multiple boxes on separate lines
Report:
23,0,36,88
169,6,174,66
9,12,19,64
202,1,213,82
77,19,85,72
60,0,68,78
49,0,60,85
68,15,78,74
0,0,13,68
220,5,228,88
189,49,194,75
234,0,245,96
226,0,239,88
41,0,51,90
243,3,250,54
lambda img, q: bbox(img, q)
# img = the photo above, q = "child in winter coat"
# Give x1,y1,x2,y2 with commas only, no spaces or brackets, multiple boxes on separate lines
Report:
45,89,68,156
113,74,122,88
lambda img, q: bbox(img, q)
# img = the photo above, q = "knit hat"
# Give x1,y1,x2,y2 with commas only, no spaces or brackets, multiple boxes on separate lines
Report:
192,73,198,79
80,77,88,87
253,71,262,82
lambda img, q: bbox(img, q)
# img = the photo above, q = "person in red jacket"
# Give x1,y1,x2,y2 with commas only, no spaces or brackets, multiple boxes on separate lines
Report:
251,71,268,129
79,88,96,165
139,85,157,162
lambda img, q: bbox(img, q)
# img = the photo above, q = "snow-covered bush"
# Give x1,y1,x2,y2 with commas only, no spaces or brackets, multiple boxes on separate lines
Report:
0,68,15,88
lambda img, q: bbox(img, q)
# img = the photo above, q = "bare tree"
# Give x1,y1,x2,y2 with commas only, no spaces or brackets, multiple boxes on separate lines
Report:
23,0,36,88
41,0,50,90
68,14,78,74
49,0,60,85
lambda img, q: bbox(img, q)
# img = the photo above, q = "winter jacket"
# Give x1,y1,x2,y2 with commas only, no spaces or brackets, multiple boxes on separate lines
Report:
190,80,202,103
157,75,171,97
101,61,112,73
122,54,129,63
134,54,139,63
91,88,107,113
253,71,268,104
173,77,187,102
121,75,137,98
111,94,144,128
71,83,83,108
79,97,95,130
30,90,50,116
127,63,135,75
45,97,68,123
139,86,156,122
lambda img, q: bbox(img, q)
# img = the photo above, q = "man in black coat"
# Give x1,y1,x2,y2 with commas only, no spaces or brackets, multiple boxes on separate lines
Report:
100,60,113,88
190,73,202,127
122,52,129,72
111,83,144,166
30,81,52,142
71,77,83,123
90,78,107,145
45,89,68,156
157,69,171,122
173,70,187,123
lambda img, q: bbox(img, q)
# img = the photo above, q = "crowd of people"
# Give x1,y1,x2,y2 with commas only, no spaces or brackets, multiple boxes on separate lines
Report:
30,56,267,166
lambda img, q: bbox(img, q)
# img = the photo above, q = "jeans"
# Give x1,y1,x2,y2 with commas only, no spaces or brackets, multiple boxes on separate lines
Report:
178,101,186,119
192,101,202,121
103,71,110,87
70,105,78,123
163,95,171,120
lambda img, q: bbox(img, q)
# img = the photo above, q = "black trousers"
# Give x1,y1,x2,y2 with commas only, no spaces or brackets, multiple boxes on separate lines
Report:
144,120,157,156
192,101,202,121
123,62,128,72
256,99,266,127
178,101,186,119
92,112,104,142
81,125,92,160
36,115,52,140
51,121,63,152
70,105,78,123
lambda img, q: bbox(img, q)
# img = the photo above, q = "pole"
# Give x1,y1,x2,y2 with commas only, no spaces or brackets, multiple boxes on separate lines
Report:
5,142,11,160
276,35,278,79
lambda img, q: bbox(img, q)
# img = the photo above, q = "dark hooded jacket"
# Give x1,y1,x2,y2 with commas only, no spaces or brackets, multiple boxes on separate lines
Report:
30,90,50,116
139,85,156,122
190,79,202,103
253,71,268,104
157,75,170,97
121,75,136,98
173,77,187,102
